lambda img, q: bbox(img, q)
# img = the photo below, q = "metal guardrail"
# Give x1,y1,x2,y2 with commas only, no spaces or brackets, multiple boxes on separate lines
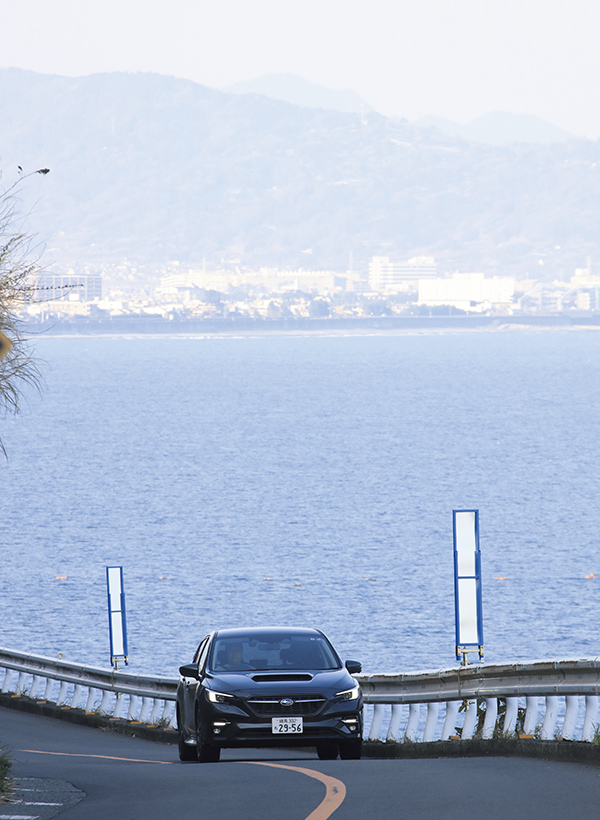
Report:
1,648,599,743
361,657,600,743
0,648,178,727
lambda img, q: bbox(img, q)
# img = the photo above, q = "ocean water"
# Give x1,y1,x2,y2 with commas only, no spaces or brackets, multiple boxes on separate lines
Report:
1,329,599,677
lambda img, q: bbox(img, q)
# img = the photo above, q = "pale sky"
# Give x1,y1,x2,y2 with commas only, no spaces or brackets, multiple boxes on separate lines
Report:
2,0,600,138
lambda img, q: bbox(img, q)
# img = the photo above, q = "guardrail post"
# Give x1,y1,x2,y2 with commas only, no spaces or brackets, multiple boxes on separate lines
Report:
461,699,478,739
128,695,140,721
56,680,70,706
166,701,177,728
423,702,439,742
561,696,579,741
523,696,539,735
386,704,403,742
149,698,164,725
582,695,599,742
139,697,153,724
15,671,28,695
2,670,14,694
42,676,54,701
368,704,385,741
71,684,85,710
85,687,97,713
540,696,559,740
29,675,43,699
162,699,174,725
98,689,112,715
404,703,420,742
503,697,519,736
441,701,460,740
113,692,127,719
482,698,497,739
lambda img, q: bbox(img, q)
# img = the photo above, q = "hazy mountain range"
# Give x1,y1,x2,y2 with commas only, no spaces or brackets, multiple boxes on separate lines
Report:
224,74,575,145
0,68,598,277
414,112,575,146
223,73,373,116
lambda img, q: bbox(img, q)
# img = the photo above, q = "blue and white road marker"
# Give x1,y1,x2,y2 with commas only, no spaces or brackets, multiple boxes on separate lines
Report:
453,510,484,664
106,566,128,668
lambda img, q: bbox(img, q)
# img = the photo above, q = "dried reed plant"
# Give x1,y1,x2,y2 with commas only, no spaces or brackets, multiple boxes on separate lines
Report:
0,168,50,455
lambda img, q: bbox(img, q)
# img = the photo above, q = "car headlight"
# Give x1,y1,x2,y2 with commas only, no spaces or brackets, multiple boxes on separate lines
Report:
206,690,235,704
335,685,360,701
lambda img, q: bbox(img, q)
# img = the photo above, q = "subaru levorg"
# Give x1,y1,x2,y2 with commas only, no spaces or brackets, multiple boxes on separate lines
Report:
177,627,363,762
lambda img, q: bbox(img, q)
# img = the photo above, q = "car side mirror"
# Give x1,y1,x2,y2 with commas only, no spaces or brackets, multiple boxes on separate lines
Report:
179,663,200,679
345,660,362,674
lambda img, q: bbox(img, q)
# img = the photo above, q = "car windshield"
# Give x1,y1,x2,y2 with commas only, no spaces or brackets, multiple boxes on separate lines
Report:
209,633,340,672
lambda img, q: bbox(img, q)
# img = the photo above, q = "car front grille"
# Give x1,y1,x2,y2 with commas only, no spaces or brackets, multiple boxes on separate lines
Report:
246,695,327,717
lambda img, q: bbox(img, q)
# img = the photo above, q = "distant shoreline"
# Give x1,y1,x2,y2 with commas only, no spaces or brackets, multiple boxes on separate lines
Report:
24,314,600,338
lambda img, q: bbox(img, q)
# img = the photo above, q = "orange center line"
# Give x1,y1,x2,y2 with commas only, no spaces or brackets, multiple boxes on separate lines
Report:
20,750,347,818
247,761,346,820
20,749,172,764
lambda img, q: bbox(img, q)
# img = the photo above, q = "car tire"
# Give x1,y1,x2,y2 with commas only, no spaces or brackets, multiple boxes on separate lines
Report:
177,707,197,762
316,742,339,760
195,709,221,763
339,739,362,760
178,730,197,762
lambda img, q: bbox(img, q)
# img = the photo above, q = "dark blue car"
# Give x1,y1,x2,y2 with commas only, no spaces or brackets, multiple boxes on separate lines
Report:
177,626,363,762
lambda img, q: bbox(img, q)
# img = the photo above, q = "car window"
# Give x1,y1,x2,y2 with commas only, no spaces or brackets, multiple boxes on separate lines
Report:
193,636,210,666
197,639,211,672
208,633,340,672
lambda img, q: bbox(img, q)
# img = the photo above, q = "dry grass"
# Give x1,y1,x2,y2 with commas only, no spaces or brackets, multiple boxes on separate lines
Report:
0,747,11,799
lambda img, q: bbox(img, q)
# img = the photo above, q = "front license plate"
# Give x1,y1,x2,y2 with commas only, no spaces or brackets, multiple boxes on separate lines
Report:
272,717,303,734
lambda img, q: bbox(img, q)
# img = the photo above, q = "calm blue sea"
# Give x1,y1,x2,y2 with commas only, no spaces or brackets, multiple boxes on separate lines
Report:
1,329,599,677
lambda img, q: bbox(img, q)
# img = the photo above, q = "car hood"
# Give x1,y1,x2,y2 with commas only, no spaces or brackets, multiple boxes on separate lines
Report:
205,667,356,696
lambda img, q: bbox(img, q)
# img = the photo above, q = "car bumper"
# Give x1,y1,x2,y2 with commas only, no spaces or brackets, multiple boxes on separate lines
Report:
206,713,363,748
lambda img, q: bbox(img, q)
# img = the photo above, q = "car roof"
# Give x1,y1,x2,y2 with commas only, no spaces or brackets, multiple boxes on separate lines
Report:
213,626,324,639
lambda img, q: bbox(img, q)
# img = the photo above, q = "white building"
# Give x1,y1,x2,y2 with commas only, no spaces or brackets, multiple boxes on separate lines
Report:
571,269,600,289
369,256,437,291
418,273,515,312
33,270,103,302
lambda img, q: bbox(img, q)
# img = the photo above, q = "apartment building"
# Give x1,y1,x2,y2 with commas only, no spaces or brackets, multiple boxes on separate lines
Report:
369,256,437,291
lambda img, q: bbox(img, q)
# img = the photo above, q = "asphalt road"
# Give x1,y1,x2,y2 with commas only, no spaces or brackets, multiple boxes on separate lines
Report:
2,706,600,820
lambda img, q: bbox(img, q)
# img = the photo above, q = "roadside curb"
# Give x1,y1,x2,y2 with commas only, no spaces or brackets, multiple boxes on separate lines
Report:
2,693,599,765
363,737,600,765
0,692,175,744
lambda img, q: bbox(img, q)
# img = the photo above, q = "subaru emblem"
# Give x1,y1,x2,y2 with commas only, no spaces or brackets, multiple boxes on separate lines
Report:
280,698,294,707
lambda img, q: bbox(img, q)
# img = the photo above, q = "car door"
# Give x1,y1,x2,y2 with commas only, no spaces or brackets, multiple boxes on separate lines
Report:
180,636,210,736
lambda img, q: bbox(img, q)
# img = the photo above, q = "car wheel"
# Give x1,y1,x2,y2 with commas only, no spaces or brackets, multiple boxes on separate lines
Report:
178,730,197,762
177,707,197,762
316,742,339,760
339,739,362,760
195,709,221,763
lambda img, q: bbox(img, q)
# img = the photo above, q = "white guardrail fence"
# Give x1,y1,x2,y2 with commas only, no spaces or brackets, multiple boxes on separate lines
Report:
0,649,178,729
1,648,599,743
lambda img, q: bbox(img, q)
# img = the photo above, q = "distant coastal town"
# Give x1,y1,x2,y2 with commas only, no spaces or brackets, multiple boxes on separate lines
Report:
23,255,600,329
